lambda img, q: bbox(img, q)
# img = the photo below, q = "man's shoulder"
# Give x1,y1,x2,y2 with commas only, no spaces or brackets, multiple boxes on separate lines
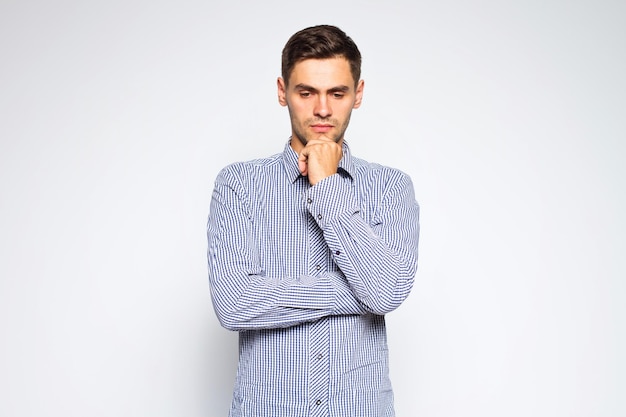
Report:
351,154,411,183
216,152,283,179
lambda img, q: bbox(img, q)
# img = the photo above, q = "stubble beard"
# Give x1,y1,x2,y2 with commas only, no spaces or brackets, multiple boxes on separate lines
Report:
290,115,352,148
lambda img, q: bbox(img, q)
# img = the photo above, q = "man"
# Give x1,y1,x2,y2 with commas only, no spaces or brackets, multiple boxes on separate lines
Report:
207,25,420,417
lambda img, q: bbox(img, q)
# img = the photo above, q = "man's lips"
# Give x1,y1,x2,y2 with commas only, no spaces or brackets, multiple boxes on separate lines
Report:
311,124,333,133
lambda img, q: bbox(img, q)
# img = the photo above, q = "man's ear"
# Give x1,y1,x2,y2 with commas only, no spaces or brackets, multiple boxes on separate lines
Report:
353,79,365,109
277,77,288,107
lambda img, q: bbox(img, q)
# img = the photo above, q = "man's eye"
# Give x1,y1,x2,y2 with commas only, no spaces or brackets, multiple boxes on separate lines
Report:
300,91,311,98
333,93,345,99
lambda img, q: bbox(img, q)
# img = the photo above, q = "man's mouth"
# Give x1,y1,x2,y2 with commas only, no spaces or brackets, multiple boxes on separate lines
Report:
311,124,333,133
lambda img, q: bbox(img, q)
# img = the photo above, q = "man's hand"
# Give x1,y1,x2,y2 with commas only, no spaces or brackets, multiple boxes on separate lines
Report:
298,138,343,185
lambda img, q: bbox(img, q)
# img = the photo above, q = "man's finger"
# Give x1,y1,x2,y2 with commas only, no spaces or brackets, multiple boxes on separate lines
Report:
298,152,308,175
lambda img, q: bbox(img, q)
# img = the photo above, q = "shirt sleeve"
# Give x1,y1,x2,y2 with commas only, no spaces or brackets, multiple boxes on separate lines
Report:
207,168,368,332
305,170,420,315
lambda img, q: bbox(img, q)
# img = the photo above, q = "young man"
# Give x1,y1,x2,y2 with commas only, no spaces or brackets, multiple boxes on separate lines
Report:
207,25,420,417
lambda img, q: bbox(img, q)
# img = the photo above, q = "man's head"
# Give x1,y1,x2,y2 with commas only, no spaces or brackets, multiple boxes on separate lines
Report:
278,25,365,151
281,25,362,88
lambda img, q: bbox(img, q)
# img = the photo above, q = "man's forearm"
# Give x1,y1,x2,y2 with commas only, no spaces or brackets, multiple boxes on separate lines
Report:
305,172,420,315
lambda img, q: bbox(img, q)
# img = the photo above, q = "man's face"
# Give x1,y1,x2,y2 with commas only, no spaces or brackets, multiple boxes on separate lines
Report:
277,57,364,153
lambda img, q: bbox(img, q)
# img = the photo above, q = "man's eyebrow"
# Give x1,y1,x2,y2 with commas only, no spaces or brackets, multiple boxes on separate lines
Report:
294,83,316,91
329,85,350,93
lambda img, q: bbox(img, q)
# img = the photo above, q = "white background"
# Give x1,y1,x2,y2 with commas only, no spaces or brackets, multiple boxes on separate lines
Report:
1,0,624,416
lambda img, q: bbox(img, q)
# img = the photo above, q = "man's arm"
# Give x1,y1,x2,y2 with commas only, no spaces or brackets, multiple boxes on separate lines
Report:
306,170,420,315
207,168,367,332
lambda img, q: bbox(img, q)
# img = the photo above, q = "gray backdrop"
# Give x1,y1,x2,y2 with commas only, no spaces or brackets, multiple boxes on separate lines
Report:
1,0,624,416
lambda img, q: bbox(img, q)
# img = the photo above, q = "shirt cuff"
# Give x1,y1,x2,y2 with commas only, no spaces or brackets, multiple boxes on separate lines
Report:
305,174,360,229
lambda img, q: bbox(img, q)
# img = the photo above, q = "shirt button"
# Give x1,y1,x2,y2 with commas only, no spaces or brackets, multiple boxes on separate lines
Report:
335,250,341,255
317,354,323,360
317,214,322,219
307,198,312,204
315,265,321,271
315,400,322,406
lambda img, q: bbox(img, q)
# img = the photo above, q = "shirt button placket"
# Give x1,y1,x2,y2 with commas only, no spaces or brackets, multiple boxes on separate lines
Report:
309,322,330,417
307,192,330,417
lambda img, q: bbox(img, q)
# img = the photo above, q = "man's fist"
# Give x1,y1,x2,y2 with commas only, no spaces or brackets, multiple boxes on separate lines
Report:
298,138,343,185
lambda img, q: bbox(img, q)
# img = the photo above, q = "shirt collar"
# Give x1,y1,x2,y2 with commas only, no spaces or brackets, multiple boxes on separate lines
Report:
282,138,355,183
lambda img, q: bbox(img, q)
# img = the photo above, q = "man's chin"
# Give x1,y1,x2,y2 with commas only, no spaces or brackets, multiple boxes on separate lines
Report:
314,133,342,143
290,132,342,149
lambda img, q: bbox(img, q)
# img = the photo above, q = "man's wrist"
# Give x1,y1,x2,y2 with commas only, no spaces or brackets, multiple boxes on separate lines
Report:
306,175,358,227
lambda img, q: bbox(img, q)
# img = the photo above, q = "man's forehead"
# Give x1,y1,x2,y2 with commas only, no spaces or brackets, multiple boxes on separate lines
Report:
288,57,355,87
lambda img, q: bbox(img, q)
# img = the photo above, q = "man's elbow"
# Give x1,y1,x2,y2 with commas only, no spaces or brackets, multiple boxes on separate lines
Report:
360,286,414,315
216,314,242,332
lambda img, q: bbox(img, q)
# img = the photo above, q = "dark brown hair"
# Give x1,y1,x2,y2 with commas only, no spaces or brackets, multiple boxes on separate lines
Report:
281,25,362,86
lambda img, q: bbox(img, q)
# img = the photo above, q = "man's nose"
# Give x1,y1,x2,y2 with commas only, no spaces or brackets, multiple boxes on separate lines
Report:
314,95,331,118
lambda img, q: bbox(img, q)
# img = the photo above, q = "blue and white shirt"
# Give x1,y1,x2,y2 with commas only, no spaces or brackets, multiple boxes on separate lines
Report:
207,140,420,417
